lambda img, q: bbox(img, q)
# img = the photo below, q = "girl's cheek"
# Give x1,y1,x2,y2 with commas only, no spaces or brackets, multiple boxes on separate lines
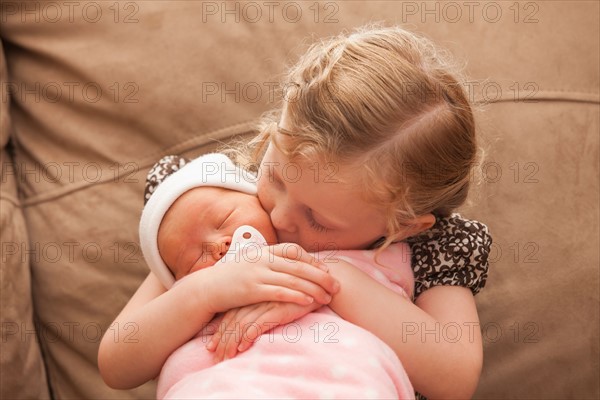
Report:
257,180,273,213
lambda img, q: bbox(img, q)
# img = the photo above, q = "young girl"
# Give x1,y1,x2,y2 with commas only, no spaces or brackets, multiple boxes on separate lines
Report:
218,24,492,398
223,24,491,398
100,25,491,399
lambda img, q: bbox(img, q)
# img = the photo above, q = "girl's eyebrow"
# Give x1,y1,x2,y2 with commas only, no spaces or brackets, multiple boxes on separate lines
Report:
312,207,347,229
276,125,294,135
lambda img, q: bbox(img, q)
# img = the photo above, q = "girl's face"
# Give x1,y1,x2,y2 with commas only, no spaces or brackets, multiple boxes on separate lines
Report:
257,137,389,252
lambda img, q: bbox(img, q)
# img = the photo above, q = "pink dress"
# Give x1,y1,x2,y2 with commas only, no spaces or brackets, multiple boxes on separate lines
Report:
157,242,415,399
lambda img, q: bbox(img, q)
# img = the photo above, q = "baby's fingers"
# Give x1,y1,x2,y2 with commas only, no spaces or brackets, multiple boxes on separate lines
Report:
210,307,257,361
237,319,275,353
207,309,240,354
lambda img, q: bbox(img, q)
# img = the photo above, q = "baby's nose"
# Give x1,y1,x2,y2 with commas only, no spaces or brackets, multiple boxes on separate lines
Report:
210,238,231,261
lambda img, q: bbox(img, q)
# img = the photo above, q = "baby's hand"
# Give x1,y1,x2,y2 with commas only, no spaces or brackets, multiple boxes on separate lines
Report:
207,243,339,313
206,301,322,362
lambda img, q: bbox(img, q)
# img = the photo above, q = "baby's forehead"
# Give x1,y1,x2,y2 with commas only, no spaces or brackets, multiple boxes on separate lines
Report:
215,187,256,202
187,185,249,198
185,186,258,210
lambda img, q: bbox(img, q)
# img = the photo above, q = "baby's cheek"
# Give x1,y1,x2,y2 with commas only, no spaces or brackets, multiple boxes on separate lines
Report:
246,200,278,245
254,217,278,245
156,239,173,273
258,223,278,245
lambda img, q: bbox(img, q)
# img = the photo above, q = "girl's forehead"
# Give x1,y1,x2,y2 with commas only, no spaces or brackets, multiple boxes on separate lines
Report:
265,137,355,187
272,117,333,162
262,142,381,227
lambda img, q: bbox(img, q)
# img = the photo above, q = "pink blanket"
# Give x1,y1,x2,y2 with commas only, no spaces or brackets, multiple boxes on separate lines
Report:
158,243,415,399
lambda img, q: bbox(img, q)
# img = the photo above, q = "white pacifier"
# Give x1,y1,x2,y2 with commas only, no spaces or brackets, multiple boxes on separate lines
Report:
219,225,268,264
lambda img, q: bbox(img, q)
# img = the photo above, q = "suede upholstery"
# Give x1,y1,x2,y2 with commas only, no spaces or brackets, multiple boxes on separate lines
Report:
1,1,598,398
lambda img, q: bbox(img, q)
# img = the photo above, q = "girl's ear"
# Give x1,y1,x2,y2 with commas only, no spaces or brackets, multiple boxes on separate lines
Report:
410,213,436,234
396,213,436,240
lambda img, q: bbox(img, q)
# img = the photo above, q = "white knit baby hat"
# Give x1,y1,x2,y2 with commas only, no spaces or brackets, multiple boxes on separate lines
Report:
139,153,257,288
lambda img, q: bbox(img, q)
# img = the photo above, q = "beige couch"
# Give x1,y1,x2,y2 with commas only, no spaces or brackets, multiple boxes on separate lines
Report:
1,1,598,398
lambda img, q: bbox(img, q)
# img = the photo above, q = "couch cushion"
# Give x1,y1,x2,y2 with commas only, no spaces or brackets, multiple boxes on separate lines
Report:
471,100,599,397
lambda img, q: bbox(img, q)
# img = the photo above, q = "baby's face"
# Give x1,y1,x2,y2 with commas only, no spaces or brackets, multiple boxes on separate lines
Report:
157,186,278,280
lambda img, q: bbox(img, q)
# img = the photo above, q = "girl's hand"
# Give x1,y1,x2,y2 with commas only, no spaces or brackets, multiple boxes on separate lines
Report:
202,243,339,313
206,300,322,362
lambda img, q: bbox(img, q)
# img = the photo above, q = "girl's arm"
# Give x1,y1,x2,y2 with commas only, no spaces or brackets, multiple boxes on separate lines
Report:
98,244,339,389
206,250,481,398
98,271,217,389
326,260,482,399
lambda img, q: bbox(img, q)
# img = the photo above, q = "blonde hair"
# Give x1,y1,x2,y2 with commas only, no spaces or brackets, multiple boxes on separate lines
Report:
235,25,480,249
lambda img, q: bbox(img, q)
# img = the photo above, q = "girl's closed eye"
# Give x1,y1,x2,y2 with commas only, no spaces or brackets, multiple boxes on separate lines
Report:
306,208,330,233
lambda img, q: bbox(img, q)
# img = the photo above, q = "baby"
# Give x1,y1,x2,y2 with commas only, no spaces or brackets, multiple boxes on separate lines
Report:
140,153,278,286
139,153,416,399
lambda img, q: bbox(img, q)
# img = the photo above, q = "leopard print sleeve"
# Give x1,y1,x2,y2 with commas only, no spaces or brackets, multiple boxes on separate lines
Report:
406,214,492,299
143,155,192,205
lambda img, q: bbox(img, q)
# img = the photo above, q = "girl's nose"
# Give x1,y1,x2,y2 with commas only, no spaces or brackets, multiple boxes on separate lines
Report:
270,201,298,234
